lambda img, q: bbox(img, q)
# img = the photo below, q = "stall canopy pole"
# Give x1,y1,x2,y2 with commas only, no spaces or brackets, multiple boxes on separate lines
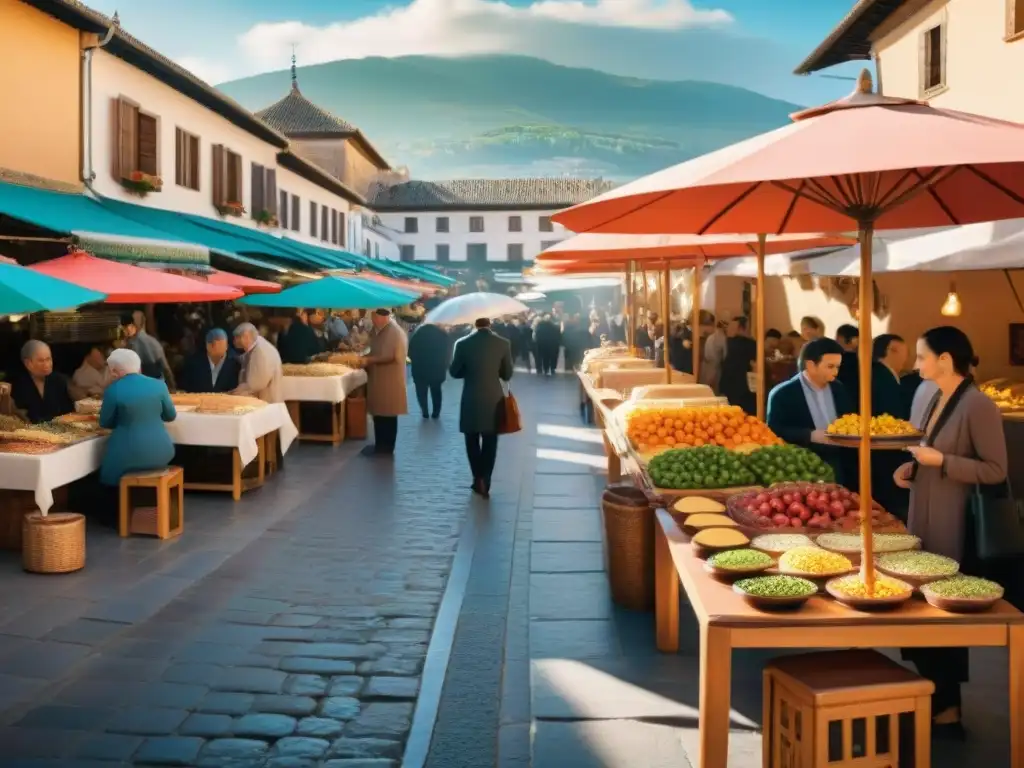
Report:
858,224,876,593
662,264,672,383
692,267,701,381
755,234,767,421
626,260,635,351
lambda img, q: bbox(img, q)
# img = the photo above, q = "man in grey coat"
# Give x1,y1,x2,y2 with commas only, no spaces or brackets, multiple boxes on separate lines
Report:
450,318,514,498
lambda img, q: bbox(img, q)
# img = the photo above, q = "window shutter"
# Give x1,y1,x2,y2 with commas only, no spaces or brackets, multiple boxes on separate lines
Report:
279,191,288,229
137,113,158,175
231,153,243,202
322,206,329,242
339,211,346,247
189,135,199,190
292,196,300,231
265,169,277,216
251,163,265,217
113,97,139,179
211,144,226,207
918,29,927,96
310,201,318,238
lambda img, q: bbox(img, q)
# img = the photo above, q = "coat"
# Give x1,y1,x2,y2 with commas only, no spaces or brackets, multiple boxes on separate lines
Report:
236,336,283,403
449,328,514,434
366,321,409,417
408,323,450,385
278,321,322,364
180,352,240,394
766,374,856,487
720,335,757,415
906,385,1008,560
98,373,176,486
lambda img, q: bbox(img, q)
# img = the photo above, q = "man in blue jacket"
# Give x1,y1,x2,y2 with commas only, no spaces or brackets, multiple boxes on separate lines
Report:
766,337,856,486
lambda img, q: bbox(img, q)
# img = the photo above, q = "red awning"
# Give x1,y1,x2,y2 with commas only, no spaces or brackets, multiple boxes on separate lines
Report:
354,272,439,296
205,269,281,294
30,251,243,303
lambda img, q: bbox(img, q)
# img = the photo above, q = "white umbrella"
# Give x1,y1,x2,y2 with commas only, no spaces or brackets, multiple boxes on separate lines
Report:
424,292,531,325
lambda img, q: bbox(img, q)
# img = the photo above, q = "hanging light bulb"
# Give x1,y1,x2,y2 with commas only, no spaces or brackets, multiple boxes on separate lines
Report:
940,283,962,317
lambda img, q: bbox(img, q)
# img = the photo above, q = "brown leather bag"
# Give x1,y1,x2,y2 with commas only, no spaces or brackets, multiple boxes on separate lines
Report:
497,386,522,435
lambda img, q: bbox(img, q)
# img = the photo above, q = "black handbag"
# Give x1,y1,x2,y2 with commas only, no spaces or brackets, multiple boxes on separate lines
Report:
969,480,1024,561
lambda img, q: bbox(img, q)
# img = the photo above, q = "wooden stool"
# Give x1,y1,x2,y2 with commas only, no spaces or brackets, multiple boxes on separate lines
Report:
119,467,184,539
763,650,934,768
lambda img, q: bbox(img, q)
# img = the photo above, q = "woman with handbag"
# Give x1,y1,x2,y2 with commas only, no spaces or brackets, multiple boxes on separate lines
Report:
450,318,515,499
894,326,1008,738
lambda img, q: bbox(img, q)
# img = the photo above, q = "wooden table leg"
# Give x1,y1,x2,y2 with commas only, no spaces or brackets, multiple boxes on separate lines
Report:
231,449,242,501
698,624,732,768
654,525,680,652
1011,624,1024,768
286,401,301,437
914,694,931,768
257,435,267,484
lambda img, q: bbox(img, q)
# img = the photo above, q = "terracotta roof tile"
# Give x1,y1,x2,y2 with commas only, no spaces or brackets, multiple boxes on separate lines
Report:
368,178,617,211
256,86,358,136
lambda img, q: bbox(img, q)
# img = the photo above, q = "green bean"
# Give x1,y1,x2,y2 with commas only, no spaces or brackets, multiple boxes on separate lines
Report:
926,576,1003,599
735,575,817,597
707,548,773,571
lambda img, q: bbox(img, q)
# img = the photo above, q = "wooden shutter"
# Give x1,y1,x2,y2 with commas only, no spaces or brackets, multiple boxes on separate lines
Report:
113,97,139,179
230,152,242,202
292,196,300,231
251,163,265,217
211,144,226,207
189,135,199,190
265,169,277,216
279,191,289,228
322,206,329,242
339,211,346,247
137,113,158,175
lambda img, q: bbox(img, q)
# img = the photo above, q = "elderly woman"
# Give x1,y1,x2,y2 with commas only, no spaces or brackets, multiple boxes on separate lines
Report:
99,349,177,490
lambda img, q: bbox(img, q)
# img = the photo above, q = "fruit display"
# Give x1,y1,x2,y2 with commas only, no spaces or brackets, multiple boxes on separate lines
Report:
734,575,818,599
728,483,899,532
980,383,1024,411
778,546,853,576
826,413,920,438
749,533,814,554
673,496,726,516
743,445,835,485
816,532,920,555
625,404,781,454
648,446,757,490
827,573,913,601
875,551,959,584
706,548,774,572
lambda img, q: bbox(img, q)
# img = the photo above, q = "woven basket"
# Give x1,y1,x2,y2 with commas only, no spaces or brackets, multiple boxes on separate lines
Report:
601,486,655,611
22,512,86,574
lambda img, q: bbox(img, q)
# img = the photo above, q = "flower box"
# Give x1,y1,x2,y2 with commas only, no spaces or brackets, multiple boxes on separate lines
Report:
120,171,162,197
254,209,279,228
217,201,246,218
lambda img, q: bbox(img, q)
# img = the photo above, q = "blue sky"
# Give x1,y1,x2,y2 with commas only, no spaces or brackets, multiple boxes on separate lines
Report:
89,0,865,104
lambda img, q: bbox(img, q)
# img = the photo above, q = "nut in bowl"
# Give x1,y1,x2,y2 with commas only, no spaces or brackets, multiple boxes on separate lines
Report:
826,572,914,610
733,574,818,610
874,551,959,588
921,576,1005,613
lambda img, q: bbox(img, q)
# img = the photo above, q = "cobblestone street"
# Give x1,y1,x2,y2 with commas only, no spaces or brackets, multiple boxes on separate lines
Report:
0,369,556,768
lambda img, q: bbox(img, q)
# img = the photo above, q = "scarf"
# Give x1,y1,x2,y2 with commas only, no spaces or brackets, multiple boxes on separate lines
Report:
908,375,973,482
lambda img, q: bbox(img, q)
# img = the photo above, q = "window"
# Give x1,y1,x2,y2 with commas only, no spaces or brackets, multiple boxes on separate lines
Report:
508,215,522,232
365,240,371,257
507,243,524,262
436,244,450,263
405,217,419,233
321,206,329,242
400,245,415,262
291,195,300,232
436,217,449,233
211,144,242,210
467,243,487,265
250,163,277,221
310,201,318,238
375,242,380,259
174,128,199,190
338,211,346,247
469,216,485,233
112,97,160,184
331,210,338,245
539,216,554,232
1008,0,1024,38
921,23,946,94
541,240,559,252
279,190,289,229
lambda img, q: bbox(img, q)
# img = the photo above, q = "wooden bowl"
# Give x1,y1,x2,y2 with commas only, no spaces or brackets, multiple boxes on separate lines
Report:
825,576,914,610
683,514,739,537
732,579,817,611
874,553,959,589
778,566,856,588
703,559,772,582
921,582,1005,613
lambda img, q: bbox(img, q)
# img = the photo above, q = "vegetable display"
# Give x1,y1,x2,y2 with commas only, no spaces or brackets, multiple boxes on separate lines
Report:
648,446,757,490
816,532,920,554
826,413,919,437
728,483,899,531
923,576,1003,599
734,575,818,599
707,548,774,571
625,404,781,454
875,551,959,579
778,546,853,576
742,445,834,485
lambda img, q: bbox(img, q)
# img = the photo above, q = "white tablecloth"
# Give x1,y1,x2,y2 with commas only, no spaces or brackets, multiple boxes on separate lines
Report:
281,370,367,404
166,403,299,466
0,437,108,515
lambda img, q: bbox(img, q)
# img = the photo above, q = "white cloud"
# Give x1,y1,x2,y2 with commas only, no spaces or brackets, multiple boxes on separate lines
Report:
238,0,733,71
174,56,236,86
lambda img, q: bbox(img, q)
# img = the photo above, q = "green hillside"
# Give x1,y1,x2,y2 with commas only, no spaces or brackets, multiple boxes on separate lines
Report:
218,55,800,179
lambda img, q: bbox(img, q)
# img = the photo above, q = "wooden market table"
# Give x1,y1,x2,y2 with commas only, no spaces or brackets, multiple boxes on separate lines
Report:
653,508,1024,768
282,370,367,445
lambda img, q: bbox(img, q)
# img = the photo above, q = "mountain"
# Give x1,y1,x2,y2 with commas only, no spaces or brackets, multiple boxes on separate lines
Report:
218,55,801,181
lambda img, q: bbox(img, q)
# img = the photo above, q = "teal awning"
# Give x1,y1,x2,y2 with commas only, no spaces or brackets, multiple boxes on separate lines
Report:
238,275,418,310
0,181,209,265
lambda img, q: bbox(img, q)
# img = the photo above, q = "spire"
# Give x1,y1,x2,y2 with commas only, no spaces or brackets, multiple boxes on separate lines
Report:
291,45,298,91
111,10,120,25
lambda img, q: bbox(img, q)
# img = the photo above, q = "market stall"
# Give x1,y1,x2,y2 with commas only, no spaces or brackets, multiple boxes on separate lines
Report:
281,363,368,444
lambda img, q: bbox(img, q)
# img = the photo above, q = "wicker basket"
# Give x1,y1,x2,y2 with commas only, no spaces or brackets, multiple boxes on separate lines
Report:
601,486,655,611
22,512,86,574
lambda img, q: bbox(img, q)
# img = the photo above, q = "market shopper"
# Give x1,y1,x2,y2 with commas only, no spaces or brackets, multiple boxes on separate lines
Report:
449,317,514,498
72,346,111,398
11,340,77,423
893,327,1008,737
120,313,175,389
359,309,409,457
408,322,450,419
278,308,323,364
180,328,240,393
232,323,283,403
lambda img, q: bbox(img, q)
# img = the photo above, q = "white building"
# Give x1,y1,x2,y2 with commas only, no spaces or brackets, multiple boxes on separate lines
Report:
85,23,366,256
369,179,616,266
